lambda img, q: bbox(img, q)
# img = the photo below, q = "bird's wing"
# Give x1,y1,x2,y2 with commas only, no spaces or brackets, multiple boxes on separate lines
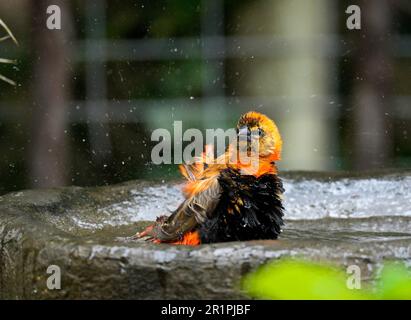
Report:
178,144,218,182
147,177,221,242
179,163,198,181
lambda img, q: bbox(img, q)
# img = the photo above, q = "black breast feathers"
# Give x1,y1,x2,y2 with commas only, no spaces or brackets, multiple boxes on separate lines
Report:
199,167,285,243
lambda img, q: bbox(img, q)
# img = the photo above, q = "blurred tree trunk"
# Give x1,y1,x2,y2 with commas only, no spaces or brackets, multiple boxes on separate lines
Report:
352,0,394,170
29,0,72,188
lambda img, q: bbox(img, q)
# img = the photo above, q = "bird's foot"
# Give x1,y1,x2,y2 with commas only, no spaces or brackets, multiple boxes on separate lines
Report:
132,224,154,239
131,225,162,244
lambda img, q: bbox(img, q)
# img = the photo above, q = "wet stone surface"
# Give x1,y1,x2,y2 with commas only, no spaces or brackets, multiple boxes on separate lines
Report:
0,171,411,299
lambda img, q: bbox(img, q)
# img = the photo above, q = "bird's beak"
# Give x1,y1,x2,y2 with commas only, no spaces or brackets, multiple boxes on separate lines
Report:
238,126,248,137
238,126,252,144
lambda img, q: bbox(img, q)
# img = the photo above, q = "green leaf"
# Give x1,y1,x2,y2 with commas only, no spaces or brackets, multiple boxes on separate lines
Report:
0,18,18,85
377,262,411,300
0,19,18,46
0,73,16,86
0,58,17,64
243,259,370,300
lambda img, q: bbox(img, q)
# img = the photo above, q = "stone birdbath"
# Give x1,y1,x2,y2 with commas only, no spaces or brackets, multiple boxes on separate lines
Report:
1,171,411,299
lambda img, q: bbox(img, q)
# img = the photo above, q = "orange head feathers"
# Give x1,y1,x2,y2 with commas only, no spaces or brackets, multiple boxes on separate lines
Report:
180,111,283,196
236,111,282,162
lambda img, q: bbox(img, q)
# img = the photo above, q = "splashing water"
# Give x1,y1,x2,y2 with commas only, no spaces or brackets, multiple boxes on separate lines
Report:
82,174,411,230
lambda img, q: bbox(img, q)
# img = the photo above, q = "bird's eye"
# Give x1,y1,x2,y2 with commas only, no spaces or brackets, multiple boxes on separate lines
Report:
257,128,264,136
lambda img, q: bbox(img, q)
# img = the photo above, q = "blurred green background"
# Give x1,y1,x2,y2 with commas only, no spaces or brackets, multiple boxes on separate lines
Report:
0,0,410,194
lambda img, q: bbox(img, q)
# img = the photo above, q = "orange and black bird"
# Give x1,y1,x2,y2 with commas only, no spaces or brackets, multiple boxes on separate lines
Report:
135,111,284,245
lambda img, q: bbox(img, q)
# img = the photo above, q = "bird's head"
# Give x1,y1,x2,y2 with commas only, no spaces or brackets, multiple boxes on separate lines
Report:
236,111,282,162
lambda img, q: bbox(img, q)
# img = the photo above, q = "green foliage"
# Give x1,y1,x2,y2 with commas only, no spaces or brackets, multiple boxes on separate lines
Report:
377,262,411,300
243,259,411,300
0,18,18,86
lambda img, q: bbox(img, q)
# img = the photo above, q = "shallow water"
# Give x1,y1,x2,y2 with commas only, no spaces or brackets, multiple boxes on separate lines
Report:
284,176,411,220
3,172,411,243
61,173,411,240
